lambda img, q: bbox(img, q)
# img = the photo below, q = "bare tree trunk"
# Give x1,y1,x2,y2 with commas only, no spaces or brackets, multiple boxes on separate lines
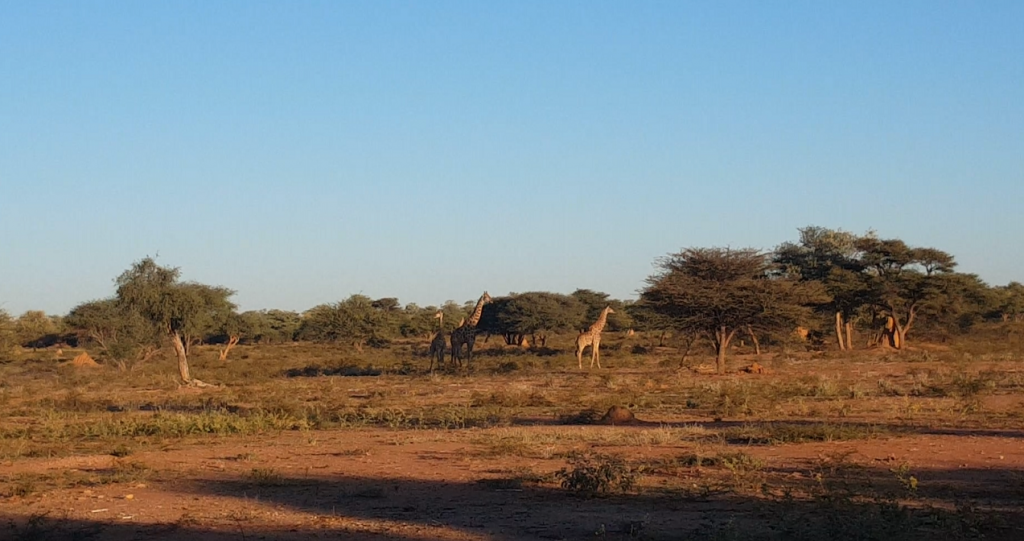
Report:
171,331,191,382
219,336,240,361
893,321,905,349
714,327,736,375
845,321,854,351
746,325,761,356
879,315,904,349
835,312,846,351
172,331,212,387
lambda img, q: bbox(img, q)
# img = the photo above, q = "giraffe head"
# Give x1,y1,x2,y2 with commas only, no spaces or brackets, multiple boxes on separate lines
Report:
434,311,444,320
480,291,492,304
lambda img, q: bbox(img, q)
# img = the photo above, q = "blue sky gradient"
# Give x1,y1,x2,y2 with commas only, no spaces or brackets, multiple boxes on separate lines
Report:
2,1,1022,315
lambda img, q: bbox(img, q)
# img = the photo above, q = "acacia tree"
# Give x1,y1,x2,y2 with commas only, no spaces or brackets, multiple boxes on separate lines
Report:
641,248,828,374
775,227,870,350
993,282,1024,323
115,257,235,386
66,298,162,370
297,295,386,349
477,292,585,347
855,238,957,349
915,272,993,339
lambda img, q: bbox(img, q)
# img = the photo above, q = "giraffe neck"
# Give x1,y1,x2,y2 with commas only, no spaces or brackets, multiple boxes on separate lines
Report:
589,309,611,333
466,294,488,327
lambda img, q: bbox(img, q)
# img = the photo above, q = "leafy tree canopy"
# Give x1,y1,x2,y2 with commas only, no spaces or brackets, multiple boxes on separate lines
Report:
641,247,829,373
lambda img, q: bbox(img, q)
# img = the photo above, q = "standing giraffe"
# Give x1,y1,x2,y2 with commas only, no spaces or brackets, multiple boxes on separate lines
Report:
450,292,492,367
575,306,615,369
427,311,446,373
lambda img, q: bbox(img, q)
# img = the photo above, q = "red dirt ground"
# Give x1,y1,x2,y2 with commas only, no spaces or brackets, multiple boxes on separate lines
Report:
3,425,1024,540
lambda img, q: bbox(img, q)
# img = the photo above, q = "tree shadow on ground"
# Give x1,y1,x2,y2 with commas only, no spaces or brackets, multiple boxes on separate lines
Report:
512,414,1024,440
3,464,1023,540
282,364,383,378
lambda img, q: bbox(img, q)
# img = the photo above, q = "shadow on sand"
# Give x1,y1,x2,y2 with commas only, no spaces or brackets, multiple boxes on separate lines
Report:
4,463,1023,541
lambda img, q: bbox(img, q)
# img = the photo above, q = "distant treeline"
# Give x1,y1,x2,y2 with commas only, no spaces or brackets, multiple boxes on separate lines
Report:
2,226,1022,375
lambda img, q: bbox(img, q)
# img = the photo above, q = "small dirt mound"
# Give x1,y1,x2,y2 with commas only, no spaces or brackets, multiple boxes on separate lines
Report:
72,352,99,368
743,362,769,374
598,405,638,426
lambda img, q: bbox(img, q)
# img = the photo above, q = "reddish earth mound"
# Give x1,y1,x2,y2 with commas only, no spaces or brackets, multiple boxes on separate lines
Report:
72,352,99,368
598,405,638,425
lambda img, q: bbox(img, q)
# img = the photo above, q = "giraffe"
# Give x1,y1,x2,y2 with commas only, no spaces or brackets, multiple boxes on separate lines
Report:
575,306,615,369
427,311,446,373
450,292,492,368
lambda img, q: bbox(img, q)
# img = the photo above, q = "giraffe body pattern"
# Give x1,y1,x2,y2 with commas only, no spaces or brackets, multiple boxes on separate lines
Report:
427,311,446,372
575,306,614,369
450,292,491,368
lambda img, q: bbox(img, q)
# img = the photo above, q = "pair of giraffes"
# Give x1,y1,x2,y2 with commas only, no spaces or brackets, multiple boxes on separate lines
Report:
427,292,491,372
426,292,614,371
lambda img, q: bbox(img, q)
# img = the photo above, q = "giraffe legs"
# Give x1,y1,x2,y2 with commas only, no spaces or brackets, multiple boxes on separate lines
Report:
449,338,459,369
591,339,601,368
449,331,476,370
465,335,476,365
431,344,444,373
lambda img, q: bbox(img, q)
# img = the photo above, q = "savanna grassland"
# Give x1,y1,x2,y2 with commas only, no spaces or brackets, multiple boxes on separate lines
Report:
2,328,1024,541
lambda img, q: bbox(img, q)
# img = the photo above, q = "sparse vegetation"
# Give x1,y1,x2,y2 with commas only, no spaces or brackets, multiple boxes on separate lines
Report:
1,229,1023,539
556,451,641,497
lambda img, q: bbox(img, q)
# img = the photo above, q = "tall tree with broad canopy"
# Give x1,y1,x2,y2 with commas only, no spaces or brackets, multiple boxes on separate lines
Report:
993,282,1024,323
115,257,235,386
478,292,585,347
855,238,957,349
641,248,829,374
774,226,870,350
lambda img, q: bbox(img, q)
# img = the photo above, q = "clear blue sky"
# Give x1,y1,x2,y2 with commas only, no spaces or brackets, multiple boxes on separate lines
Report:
2,1,1022,315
